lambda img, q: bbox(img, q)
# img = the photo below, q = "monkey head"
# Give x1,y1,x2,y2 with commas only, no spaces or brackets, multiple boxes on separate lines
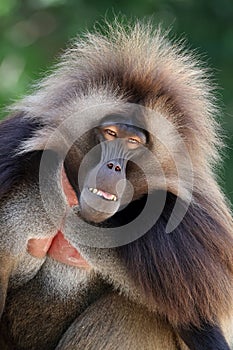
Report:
62,111,149,224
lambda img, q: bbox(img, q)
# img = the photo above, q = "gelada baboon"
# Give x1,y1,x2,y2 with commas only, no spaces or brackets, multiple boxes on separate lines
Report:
0,20,233,350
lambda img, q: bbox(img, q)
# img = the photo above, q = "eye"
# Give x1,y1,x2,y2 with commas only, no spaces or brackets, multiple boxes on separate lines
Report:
128,138,140,145
104,128,117,137
102,128,118,141
127,137,143,149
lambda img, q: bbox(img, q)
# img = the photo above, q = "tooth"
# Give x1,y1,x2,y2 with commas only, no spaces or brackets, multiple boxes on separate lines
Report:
89,187,93,192
93,189,97,194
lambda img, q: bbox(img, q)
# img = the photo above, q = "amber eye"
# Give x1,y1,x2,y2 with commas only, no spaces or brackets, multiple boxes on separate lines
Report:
104,129,117,138
128,138,140,145
127,137,142,149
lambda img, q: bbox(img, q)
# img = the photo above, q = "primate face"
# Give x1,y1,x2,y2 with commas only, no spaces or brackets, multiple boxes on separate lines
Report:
78,121,147,223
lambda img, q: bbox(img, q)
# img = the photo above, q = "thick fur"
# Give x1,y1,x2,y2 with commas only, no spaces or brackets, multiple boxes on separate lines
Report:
56,292,188,350
0,20,233,349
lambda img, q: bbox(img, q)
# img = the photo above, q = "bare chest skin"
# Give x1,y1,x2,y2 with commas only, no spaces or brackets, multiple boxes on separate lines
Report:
27,168,91,270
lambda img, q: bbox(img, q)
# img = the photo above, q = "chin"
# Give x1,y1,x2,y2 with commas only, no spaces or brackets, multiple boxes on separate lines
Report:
80,187,120,223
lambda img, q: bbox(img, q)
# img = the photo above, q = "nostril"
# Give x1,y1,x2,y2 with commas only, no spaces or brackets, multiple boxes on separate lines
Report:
107,162,114,169
115,165,121,172
107,162,122,172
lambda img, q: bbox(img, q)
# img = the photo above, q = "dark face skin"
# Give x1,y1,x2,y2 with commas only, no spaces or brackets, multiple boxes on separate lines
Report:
78,122,147,223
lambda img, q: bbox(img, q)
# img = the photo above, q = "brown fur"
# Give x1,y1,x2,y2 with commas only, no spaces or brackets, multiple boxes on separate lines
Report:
11,18,233,326
56,292,189,350
0,19,233,349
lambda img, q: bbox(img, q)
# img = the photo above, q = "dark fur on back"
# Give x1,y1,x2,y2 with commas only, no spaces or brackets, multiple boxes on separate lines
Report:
0,115,43,198
117,191,233,326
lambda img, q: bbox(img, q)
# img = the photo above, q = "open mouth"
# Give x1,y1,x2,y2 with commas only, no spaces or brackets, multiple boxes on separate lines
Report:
88,187,117,201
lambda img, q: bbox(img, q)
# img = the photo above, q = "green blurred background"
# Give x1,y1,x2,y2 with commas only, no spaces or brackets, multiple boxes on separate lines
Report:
0,0,232,203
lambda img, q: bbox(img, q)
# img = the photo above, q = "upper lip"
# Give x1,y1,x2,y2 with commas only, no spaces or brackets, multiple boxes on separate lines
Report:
88,187,117,201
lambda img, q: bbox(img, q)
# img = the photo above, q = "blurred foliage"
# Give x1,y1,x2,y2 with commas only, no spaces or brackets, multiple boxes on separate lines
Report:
0,0,233,201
